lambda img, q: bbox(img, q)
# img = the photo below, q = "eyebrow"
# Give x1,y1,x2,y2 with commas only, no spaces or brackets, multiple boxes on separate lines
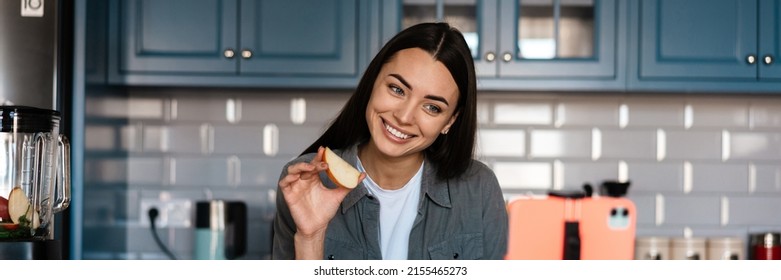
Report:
389,73,450,106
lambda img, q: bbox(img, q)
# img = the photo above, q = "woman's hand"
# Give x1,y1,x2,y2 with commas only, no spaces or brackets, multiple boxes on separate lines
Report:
277,147,363,259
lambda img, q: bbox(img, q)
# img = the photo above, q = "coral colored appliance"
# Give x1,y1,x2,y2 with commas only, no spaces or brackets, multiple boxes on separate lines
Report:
505,182,636,260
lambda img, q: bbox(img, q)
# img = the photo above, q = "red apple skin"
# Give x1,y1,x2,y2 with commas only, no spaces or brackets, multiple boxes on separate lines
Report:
0,197,10,222
1,223,18,230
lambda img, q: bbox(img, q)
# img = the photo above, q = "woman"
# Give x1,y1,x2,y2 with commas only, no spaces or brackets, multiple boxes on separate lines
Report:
273,22,508,260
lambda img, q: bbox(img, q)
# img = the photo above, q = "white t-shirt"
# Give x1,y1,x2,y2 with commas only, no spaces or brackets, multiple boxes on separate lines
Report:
357,157,423,260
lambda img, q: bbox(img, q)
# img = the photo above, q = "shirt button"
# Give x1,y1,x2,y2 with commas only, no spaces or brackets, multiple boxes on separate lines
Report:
453,253,459,259
328,254,335,260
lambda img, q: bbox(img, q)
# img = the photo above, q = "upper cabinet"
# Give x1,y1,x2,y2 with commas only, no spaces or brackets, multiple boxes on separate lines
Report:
381,0,627,91
629,0,781,92
109,0,373,88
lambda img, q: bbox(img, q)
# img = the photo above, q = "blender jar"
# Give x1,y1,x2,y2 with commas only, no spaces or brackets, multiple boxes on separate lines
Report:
0,106,70,240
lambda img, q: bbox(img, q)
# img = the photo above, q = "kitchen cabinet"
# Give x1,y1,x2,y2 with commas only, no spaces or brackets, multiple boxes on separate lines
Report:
629,0,781,92
382,0,626,91
109,0,374,88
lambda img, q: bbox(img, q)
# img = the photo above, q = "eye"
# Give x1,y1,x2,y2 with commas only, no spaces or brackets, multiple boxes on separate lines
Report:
423,104,442,114
389,84,404,96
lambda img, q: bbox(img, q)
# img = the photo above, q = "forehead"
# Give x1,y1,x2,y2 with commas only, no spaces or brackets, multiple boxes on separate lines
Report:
380,48,459,100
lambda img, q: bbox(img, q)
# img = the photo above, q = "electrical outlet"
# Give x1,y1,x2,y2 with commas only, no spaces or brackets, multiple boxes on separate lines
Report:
140,198,192,228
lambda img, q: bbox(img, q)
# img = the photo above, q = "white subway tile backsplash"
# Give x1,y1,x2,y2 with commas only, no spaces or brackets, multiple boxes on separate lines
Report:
689,101,749,128
305,95,351,124
556,101,619,127
240,158,291,187
625,100,684,127
476,129,525,157
626,194,656,226
601,129,657,160
86,96,130,118
665,130,722,160
128,157,165,185
493,162,552,190
241,98,291,124
557,161,619,190
164,125,203,154
753,164,781,193
494,102,552,125
729,197,781,226
142,125,166,152
212,125,264,154
84,90,781,259
663,195,721,226
690,163,748,193
626,161,684,193
172,157,230,187
750,102,781,128
730,132,781,160
530,129,591,159
128,97,165,119
276,124,326,156
173,97,230,122
120,124,140,151
85,125,116,150
85,159,127,183
476,100,490,124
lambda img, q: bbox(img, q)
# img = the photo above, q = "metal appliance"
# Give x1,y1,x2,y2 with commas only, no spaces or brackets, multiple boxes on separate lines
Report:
0,0,72,259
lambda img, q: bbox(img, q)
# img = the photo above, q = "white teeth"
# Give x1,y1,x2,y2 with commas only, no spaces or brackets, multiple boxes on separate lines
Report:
385,123,411,139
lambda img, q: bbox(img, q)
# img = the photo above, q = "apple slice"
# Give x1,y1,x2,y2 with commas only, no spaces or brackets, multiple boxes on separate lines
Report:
0,196,10,222
323,147,361,189
8,187,38,228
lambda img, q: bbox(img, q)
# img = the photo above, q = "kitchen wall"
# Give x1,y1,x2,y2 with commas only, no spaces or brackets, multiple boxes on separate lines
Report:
81,87,781,259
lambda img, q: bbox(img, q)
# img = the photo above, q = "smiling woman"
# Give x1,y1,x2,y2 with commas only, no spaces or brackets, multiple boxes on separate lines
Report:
272,22,508,260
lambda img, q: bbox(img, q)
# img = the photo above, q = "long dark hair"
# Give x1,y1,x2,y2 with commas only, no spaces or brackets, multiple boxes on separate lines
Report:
302,22,477,180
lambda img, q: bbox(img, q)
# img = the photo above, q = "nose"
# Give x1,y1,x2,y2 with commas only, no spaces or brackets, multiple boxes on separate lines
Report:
393,99,416,124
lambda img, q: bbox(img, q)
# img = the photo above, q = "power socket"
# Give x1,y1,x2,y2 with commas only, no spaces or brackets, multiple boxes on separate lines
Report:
140,199,192,228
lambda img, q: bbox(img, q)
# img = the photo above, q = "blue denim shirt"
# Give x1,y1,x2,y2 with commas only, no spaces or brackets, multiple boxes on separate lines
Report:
272,145,509,260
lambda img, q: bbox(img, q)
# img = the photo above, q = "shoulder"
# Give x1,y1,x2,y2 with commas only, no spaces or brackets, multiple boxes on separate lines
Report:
461,159,498,181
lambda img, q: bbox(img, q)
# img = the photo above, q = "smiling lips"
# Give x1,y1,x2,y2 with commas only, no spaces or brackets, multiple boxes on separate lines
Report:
384,120,413,140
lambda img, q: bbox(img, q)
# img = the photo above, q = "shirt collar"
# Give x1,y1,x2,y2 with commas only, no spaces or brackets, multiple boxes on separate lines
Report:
339,144,452,213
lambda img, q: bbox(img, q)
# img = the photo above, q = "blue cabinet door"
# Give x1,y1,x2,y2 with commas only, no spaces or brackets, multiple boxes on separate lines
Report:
238,0,359,77
759,0,781,79
119,0,238,74
496,0,618,79
638,0,758,80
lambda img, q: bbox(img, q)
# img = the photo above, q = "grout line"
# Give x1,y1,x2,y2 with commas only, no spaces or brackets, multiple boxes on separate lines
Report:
170,99,178,120
554,103,565,128
291,98,307,125
592,127,602,161
722,130,731,162
263,124,279,156
749,162,756,193
721,196,729,226
655,193,664,226
618,161,628,183
684,161,693,194
168,157,177,186
656,128,666,162
553,160,563,190
619,103,628,128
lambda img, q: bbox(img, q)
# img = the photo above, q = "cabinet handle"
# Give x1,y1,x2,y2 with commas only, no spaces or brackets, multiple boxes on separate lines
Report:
763,55,774,65
241,49,253,59
746,54,757,65
502,52,513,62
224,49,235,59
485,52,496,62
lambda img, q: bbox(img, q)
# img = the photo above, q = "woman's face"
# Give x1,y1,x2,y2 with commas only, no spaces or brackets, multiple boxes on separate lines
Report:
365,47,459,159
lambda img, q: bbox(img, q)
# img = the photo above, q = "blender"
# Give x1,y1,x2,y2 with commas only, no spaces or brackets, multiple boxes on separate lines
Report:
0,106,70,259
